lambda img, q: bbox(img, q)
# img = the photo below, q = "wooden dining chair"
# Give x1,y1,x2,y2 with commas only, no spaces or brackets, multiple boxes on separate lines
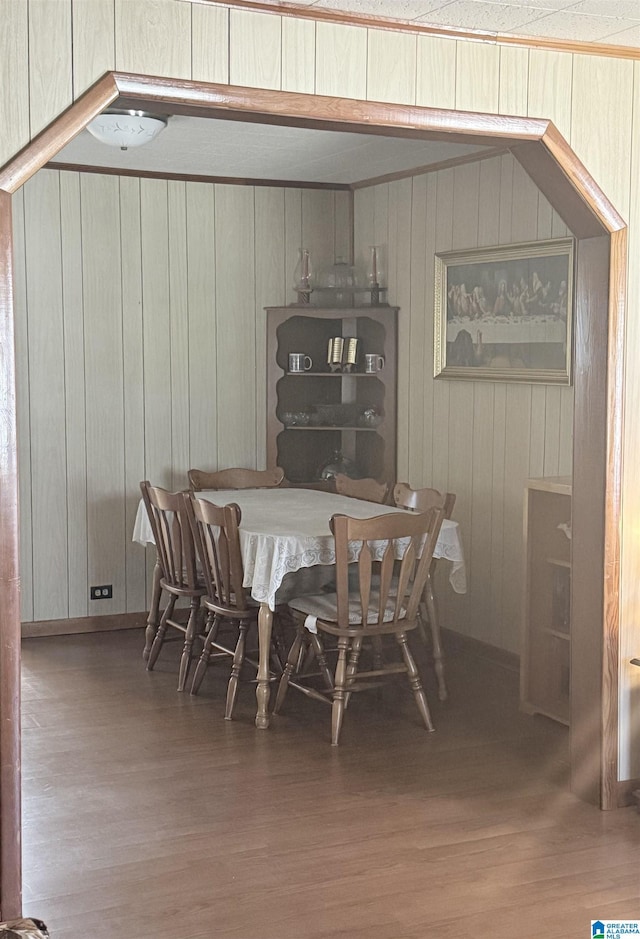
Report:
188,466,285,491
185,494,283,719
334,473,389,504
274,505,446,745
139,481,207,692
392,483,456,701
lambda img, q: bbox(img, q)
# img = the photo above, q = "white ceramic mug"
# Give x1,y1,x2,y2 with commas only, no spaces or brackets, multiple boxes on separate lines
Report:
289,352,313,372
364,353,385,373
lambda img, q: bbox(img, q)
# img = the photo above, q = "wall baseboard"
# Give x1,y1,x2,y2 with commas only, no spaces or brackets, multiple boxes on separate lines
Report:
442,627,520,673
22,611,147,639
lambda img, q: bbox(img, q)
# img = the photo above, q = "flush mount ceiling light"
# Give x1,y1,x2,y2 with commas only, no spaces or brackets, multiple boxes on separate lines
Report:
86,108,168,150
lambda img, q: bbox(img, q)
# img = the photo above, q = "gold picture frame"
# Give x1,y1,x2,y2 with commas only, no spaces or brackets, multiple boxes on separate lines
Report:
434,237,574,384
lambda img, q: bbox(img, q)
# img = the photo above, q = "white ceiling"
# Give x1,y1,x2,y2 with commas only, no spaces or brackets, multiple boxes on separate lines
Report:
302,0,640,47
54,115,491,185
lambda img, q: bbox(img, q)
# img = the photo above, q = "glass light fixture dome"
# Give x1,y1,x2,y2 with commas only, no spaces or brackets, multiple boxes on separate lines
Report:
86,108,168,151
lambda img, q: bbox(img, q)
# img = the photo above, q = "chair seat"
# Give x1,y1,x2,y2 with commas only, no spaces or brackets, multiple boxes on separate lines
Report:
289,592,405,626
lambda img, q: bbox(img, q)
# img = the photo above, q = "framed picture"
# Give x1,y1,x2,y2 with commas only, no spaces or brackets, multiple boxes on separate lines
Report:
434,237,574,384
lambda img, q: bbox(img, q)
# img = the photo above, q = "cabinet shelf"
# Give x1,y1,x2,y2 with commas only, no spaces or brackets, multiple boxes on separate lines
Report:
266,305,397,486
521,477,572,727
279,425,381,432
285,371,379,378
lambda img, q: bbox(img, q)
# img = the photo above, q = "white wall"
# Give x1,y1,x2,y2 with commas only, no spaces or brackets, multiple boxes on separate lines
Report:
354,153,572,653
13,169,349,621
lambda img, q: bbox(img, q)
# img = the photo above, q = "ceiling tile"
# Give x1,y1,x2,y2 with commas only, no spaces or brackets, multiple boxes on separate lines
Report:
516,9,634,39
313,0,454,17
481,0,580,9
415,0,554,30
597,23,640,44
566,0,640,17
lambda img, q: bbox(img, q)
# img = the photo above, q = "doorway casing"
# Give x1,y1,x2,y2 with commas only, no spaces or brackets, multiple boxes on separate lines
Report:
0,71,627,919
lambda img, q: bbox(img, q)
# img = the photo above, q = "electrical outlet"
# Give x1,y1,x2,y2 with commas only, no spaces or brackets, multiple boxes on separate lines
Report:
90,584,113,600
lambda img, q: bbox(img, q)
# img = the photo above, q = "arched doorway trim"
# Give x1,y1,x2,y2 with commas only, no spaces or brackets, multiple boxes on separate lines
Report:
0,72,626,918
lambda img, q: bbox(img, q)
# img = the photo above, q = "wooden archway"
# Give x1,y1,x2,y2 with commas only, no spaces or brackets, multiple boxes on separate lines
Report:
0,72,626,918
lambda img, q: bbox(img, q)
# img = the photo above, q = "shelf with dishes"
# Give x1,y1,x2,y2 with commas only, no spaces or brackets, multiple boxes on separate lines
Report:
266,305,397,486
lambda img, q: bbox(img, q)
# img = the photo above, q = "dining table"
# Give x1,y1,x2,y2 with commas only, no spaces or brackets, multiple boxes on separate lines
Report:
132,486,466,729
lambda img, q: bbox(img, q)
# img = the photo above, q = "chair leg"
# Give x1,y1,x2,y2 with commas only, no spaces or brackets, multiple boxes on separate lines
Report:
344,635,363,709
190,612,219,695
273,628,305,714
143,561,162,661
423,571,447,702
225,620,249,720
396,632,434,733
147,595,176,671
178,597,201,692
309,634,333,691
331,637,350,746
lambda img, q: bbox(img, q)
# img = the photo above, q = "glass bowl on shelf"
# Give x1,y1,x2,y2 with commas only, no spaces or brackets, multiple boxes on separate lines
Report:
317,449,359,480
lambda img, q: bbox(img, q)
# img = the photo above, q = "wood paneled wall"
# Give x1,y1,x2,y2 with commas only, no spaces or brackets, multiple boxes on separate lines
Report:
2,0,640,776
354,154,572,654
13,170,349,622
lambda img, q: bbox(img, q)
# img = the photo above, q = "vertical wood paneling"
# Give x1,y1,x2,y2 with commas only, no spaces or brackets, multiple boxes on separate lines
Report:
388,178,413,482
528,50,573,140
12,190,33,624
355,151,573,652
315,22,367,99
81,173,125,616
119,176,147,615
367,29,417,104
140,179,171,486
115,0,191,78
191,2,229,84
24,172,68,620
284,188,303,307
282,16,315,93
60,172,88,619
215,185,256,467
455,42,499,112
333,191,353,264
71,0,116,98
499,46,528,116
168,181,190,490
186,182,217,473
571,55,633,221
255,188,286,466
229,9,282,90
302,189,338,273
0,0,29,167
29,0,73,137
408,174,427,484
416,35,456,109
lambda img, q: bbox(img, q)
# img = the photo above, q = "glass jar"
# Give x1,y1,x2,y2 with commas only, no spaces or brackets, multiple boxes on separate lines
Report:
317,449,359,480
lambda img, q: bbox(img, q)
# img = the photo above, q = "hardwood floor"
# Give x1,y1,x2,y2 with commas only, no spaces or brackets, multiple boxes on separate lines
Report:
20,629,640,938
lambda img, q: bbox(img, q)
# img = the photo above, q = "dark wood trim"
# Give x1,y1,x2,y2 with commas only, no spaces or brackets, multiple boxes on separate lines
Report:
112,73,551,146
191,0,640,62
0,191,21,920
45,161,351,190
22,612,147,640
617,778,640,808
351,146,508,190
571,235,611,807
0,73,119,194
442,628,520,674
602,227,627,810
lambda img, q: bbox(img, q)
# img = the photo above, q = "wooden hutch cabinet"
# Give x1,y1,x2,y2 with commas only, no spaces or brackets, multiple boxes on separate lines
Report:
520,476,572,725
265,305,397,487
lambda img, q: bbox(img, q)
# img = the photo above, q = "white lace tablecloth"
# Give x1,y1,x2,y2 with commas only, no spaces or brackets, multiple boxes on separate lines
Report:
133,488,467,610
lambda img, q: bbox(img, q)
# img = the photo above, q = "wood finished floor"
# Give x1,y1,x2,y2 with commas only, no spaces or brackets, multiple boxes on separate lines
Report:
20,629,640,939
